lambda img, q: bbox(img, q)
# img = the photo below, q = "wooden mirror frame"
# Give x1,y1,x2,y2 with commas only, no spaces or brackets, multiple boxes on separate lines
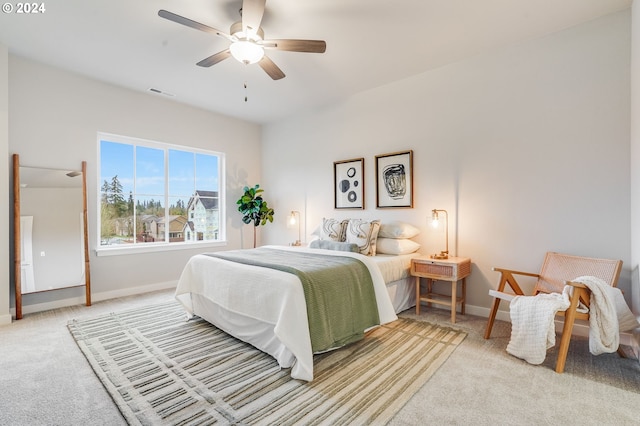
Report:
13,154,91,320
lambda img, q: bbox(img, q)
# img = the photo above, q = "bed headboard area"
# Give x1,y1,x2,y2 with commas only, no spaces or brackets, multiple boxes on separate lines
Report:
309,218,421,256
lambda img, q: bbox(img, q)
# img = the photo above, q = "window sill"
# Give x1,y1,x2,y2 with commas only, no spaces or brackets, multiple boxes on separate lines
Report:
95,240,228,257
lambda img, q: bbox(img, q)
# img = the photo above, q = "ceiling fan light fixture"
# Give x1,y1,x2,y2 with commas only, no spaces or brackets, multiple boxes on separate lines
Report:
159,6,325,80
230,40,264,64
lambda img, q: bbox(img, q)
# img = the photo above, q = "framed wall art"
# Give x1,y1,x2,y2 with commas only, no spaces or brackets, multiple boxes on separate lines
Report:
334,158,364,209
375,150,413,208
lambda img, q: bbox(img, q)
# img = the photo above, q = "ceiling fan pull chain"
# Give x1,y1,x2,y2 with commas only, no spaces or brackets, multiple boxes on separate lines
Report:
244,81,248,102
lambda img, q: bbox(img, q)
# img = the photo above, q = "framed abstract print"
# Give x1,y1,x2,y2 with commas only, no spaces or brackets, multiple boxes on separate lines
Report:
334,158,364,209
375,150,413,208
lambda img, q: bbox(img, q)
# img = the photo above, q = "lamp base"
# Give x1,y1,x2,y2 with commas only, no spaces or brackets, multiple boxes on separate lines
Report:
430,251,449,260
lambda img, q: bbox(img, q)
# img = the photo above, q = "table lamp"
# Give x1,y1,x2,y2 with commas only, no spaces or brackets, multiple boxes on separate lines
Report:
288,210,301,246
430,209,449,259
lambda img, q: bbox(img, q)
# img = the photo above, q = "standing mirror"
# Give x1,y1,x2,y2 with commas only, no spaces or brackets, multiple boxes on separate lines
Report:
13,154,91,319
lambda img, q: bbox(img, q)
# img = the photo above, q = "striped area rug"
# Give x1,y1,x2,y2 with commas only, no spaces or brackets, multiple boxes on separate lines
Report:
68,302,466,425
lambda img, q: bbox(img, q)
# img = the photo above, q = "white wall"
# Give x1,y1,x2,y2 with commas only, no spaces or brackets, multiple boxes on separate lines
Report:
631,0,640,316
0,44,9,324
5,56,261,317
262,10,632,317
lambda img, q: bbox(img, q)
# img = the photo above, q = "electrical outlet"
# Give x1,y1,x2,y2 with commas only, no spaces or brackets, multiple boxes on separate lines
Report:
40,251,45,257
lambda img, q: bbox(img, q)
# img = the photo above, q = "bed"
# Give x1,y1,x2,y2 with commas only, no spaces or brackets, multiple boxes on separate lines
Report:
369,252,419,313
175,245,419,381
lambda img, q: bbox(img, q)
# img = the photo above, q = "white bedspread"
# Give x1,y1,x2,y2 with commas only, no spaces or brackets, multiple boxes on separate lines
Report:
368,253,420,283
174,245,397,381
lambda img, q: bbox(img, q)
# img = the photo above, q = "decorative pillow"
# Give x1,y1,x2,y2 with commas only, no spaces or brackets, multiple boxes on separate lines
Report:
319,218,347,241
378,221,420,239
376,238,421,255
344,219,381,256
309,239,360,252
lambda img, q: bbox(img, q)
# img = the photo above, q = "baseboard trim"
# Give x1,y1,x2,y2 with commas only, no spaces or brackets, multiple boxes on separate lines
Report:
15,281,177,317
91,281,177,304
0,313,12,326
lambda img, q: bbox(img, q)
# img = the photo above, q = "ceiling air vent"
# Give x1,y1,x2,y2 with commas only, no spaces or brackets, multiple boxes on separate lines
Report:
148,87,175,97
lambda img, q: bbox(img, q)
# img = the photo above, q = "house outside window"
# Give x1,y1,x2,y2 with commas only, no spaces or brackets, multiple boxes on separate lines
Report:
185,190,219,242
97,132,225,254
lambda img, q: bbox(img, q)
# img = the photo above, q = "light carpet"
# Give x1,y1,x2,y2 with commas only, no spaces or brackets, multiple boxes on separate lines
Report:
68,301,466,425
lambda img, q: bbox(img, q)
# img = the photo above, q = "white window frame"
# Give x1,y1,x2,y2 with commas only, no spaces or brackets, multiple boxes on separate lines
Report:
95,132,226,257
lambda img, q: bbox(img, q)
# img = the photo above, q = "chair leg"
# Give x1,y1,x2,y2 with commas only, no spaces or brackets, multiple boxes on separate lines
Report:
555,289,583,373
555,321,573,373
484,297,501,339
485,273,516,339
617,347,627,359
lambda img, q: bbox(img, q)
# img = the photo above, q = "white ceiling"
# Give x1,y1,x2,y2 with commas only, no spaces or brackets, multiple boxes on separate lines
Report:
0,0,631,124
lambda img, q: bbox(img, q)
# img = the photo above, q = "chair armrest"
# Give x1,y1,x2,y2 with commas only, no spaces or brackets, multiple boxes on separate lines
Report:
565,281,587,289
492,267,539,278
491,267,537,296
564,280,591,311
488,289,516,302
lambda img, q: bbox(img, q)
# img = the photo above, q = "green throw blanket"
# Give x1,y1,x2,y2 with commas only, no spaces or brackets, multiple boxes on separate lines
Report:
206,247,380,352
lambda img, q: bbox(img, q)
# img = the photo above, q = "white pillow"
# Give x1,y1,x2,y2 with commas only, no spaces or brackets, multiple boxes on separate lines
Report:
378,221,420,239
345,219,381,256
320,218,347,241
376,238,421,255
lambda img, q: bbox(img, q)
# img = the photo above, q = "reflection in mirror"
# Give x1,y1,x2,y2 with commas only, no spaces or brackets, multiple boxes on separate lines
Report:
20,166,85,293
13,154,91,319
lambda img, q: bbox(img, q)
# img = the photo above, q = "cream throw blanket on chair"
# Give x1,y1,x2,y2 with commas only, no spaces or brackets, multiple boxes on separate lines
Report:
507,289,570,364
507,276,639,364
571,275,640,355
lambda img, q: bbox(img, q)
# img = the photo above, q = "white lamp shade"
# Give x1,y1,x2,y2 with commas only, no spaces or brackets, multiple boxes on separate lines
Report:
229,41,265,64
287,211,299,228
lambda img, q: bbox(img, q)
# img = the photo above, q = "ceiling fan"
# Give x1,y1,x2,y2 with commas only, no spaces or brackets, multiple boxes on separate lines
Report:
158,0,326,80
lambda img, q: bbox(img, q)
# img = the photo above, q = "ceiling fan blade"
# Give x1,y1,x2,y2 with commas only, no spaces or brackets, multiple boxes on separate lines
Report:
258,56,285,80
158,9,232,41
197,49,232,67
262,39,326,53
241,0,266,35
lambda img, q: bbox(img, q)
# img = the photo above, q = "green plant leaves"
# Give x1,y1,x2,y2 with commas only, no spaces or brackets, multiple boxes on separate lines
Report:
236,184,274,227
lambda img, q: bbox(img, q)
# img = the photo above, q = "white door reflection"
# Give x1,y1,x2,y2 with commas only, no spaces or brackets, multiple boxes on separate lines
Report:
20,215,35,293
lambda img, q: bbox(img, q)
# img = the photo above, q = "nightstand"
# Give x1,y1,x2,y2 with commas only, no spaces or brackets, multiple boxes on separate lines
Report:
411,255,471,323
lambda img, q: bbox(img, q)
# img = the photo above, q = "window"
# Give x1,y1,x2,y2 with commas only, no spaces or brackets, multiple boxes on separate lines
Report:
98,133,224,253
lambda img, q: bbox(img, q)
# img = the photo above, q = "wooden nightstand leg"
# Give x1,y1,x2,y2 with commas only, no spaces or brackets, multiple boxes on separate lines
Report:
427,278,433,308
451,280,457,323
415,276,421,315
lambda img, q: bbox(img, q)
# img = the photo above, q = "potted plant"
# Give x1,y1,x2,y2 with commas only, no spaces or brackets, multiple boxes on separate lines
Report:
236,184,275,248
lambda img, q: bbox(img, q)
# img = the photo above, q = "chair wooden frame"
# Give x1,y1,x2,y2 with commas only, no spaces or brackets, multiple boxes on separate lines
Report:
484,252,623,373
